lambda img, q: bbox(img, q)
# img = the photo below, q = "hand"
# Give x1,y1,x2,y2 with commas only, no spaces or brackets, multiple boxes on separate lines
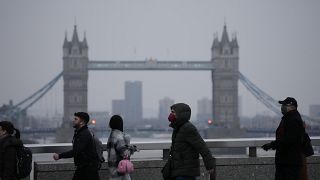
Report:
53,153,60,160
122,150,130,159
262,143,272,151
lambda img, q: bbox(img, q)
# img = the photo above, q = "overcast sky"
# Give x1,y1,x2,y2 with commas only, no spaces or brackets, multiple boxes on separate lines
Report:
1,0,320,119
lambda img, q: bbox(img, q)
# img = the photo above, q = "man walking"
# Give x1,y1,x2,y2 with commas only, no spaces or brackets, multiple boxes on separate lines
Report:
53,112,100,180
162,103,215,180
262,97,305,180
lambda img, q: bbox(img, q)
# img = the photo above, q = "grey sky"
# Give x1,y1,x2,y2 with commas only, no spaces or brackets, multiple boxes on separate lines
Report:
1,0,320,118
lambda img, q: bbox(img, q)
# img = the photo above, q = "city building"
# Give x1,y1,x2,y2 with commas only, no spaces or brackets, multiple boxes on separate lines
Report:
112,81,143,122
112,100,126,118
159,97,174,121
125,81,143,122
197,97,212,123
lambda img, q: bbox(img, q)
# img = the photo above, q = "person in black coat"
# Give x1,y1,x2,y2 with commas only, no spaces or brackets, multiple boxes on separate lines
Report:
53,112,100,180
262,97,305,180
164,103,215,180
0,121,23,180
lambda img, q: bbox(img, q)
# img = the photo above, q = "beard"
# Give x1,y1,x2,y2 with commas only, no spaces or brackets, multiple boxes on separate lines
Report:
73,123,80,129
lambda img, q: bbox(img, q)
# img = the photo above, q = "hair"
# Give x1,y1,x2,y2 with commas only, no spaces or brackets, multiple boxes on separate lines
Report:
109,115,123,132
0,121,20,139
74,112,90,124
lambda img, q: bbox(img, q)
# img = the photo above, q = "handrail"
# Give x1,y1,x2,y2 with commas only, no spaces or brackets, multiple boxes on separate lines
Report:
27,137,320,157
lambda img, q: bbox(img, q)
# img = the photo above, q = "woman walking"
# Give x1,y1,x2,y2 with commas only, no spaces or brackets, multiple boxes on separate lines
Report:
106,115,132,180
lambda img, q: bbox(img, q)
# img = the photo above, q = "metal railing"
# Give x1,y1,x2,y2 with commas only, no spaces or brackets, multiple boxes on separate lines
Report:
27,137,320,159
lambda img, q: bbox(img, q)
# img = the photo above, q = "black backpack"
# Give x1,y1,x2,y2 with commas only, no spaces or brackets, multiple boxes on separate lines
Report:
90,131,105,165
16,146,32,178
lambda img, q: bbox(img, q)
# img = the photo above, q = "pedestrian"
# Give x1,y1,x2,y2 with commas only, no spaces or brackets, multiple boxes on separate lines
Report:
262,97,306,180
162,103,215,180
0,121,23,180
106,115,133,180
53,112,100,180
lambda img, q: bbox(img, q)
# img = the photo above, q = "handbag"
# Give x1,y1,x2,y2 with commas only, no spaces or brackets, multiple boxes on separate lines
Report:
302,132,314,157
117,158,134,174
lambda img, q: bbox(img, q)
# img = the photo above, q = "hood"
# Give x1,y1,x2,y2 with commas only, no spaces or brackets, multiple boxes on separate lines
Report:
170,103,191,129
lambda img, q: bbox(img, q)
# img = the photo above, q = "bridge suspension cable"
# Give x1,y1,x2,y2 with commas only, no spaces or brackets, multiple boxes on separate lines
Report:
4,72,63,117
239,72,320,124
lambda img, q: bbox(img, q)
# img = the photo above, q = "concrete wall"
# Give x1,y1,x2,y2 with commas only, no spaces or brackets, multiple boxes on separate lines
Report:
34,156,320,180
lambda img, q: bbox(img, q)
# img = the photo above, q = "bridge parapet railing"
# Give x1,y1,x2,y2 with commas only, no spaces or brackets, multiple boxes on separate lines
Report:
27,137,320,159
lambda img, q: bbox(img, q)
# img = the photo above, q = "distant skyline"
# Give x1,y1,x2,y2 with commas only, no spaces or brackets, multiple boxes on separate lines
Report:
1,0,320,119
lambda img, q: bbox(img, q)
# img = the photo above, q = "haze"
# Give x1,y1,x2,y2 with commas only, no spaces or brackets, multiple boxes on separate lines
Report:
1,0,320,118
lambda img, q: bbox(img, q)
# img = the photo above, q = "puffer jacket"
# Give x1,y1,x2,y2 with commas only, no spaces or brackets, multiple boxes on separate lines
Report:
169,103,215,177
0,135,23,180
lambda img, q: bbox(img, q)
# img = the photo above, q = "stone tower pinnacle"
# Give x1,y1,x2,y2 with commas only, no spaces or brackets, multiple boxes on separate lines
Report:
211,25,239,129
57,25,89,142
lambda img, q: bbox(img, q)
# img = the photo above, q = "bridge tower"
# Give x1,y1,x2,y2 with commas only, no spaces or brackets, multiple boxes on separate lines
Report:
211,25,239,128
57,25,89,142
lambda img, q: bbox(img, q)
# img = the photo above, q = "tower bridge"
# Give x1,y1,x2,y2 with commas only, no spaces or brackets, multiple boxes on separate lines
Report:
1,24,319,142
58,24,239,142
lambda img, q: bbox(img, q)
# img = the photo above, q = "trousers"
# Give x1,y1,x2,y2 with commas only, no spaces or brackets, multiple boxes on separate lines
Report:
72,165,100,180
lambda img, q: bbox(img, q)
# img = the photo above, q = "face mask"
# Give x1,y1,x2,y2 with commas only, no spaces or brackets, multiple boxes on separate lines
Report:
281,105,287,115
168,113,176,122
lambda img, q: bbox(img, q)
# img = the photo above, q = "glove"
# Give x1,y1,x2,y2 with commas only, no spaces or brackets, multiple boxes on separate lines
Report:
262,143,272,151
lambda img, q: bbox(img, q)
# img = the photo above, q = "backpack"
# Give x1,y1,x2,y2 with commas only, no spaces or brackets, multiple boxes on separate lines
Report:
90,131,105,165
16,146,32,179
117,158,134,174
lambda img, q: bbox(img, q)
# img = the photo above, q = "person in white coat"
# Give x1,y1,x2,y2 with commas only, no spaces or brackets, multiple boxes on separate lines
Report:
106,115,132,180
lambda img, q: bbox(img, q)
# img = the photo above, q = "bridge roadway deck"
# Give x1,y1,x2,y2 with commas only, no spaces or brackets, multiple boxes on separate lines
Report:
26,137,320,180
88,60,215,70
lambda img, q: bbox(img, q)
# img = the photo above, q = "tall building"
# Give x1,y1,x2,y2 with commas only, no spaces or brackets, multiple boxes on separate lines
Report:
125,81,143,121
112,81,143,122
159,97,174,121
112,99,126,117
62,25,88,128
197,98,212,122
58,25,88,142
211,25,239,128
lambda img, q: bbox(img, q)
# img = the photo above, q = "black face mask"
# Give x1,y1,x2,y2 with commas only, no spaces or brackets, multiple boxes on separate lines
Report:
281,105,288,115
